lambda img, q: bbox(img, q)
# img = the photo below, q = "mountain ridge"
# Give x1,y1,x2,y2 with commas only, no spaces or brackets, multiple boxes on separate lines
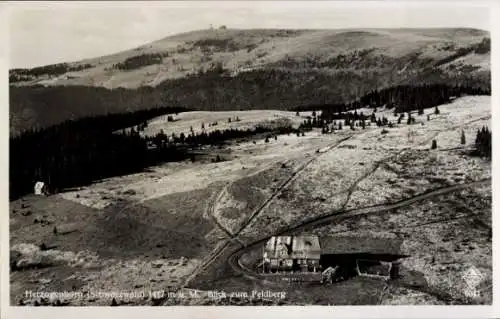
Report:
9,28,491,135
9,28,490,89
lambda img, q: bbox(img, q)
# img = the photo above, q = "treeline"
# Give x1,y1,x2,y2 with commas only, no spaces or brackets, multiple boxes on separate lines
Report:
357,84,490,113
9,108,291,200
9,63,93,82
303,84,490,121
113,53,168,71
434,37,490,67
10,107,187,199
10,66,491,135
145,123,294,148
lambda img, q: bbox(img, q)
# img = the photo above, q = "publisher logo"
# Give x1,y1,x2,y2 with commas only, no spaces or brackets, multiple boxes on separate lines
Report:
461,266,484,298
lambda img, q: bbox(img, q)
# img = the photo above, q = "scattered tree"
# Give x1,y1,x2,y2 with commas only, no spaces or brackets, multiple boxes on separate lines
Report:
461,130,466,145
474,126,491,158
431,139,437,149
407,113,412,125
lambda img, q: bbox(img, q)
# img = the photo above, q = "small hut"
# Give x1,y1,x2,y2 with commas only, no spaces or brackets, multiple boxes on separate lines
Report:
319,236,408,280
34,181,48,196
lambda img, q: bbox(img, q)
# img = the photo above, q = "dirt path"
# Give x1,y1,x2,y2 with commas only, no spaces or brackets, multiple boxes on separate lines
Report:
181,134,355,287
206,187,246,245
235,134,355,236
182,113,489,288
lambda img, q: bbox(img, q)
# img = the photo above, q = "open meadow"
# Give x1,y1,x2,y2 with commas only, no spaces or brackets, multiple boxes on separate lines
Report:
10,95,491,305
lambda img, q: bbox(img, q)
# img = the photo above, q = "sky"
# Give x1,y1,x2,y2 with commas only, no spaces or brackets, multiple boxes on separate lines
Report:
6,1,492,68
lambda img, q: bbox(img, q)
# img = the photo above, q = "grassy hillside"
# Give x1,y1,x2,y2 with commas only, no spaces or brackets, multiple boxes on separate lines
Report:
9,28,490,135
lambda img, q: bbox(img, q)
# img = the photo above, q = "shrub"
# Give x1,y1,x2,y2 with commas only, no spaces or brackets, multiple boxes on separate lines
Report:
113,53,165,71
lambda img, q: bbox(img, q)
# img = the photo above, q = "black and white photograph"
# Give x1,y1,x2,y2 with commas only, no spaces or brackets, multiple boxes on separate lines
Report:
2,0,497,317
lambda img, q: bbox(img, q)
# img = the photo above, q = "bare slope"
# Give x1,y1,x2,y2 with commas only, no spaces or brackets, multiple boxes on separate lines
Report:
10,28,489,89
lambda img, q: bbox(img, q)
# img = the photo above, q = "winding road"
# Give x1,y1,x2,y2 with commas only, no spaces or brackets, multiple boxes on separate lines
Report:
183,112,491,288
227,178,490,281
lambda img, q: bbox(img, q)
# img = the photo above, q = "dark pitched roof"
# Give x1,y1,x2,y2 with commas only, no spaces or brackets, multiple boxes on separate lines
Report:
319,236,403,255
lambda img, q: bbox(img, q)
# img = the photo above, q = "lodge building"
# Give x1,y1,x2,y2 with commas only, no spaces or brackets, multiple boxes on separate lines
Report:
262,236,321,274
262,235,407,282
